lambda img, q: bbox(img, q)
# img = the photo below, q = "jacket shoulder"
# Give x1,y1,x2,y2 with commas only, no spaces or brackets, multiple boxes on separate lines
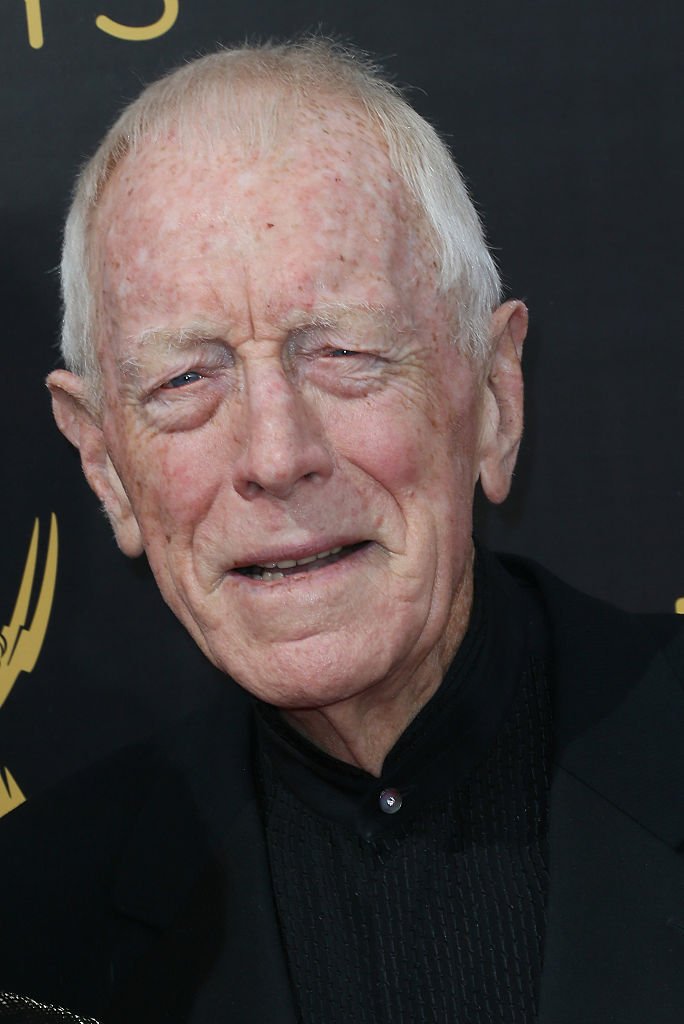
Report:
497,552,684,748
0,688,253,1017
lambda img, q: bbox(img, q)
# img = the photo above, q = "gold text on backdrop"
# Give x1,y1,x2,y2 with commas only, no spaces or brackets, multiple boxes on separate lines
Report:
23,0,178,49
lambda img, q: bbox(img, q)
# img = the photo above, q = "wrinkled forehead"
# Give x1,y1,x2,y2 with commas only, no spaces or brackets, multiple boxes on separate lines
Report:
99,105,400,229
91,99,436,321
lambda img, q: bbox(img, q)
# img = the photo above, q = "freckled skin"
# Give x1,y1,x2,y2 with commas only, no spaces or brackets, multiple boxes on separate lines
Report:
57,102,524,772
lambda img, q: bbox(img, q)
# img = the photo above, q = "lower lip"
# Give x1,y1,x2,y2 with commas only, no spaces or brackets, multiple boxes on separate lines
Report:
231,541,374,588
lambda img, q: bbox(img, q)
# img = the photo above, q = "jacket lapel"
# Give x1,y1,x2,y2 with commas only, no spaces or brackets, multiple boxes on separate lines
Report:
539,627,684,1023
105,693,298,1024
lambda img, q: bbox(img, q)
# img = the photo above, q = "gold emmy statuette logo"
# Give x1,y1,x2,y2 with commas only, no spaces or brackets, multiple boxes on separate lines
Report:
23,0,178,49
0,515,58,816
676,598,684,615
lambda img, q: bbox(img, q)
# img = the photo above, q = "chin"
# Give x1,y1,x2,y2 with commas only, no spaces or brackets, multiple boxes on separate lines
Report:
215,634,404,711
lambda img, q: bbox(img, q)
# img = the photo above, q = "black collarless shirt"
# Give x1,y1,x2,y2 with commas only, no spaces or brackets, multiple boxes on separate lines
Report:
255,549,553,1024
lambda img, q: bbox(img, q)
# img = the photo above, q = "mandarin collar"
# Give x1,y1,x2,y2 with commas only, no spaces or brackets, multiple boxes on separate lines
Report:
254,547,540,841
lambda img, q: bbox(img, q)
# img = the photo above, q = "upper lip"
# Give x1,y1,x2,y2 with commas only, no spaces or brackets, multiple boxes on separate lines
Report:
230,537,366,571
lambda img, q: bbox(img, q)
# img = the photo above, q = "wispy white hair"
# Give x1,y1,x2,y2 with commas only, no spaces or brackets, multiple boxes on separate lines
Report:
61,37,501,393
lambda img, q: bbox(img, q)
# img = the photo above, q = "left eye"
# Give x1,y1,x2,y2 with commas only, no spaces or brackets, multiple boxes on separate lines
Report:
161,371,203,389
328,348,357,357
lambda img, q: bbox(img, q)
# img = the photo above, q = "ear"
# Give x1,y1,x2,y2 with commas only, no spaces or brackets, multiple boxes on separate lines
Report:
47,369,144,557
477,300,528,505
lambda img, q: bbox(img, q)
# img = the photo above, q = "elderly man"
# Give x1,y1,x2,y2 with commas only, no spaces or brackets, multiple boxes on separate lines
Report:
1,39,683,1024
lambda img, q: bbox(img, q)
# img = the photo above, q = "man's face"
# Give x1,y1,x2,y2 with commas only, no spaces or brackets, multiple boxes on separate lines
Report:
73,105,512,709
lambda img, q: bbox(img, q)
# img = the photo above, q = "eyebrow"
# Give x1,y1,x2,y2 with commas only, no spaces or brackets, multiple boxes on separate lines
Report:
116,321,231,378
282,302,399,333
117,302,400,377
133,320,231,351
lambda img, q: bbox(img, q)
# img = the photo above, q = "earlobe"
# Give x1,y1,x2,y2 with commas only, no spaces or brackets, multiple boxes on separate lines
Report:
477,300,528,505
47,370,144,557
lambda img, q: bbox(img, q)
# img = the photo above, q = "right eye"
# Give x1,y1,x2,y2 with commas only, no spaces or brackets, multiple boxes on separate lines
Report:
161,371,204,389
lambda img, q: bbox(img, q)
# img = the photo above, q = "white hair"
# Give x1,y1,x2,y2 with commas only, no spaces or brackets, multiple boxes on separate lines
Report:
61,38,501,393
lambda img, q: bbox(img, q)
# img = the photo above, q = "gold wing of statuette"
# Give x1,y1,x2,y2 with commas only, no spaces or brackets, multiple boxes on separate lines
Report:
0,766,25,817
0,514,59,709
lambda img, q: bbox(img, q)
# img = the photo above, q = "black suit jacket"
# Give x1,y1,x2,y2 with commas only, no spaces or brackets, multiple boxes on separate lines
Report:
2,557,683,1023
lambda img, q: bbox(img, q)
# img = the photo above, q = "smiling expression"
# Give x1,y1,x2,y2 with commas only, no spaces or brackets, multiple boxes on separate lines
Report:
83,102,498,710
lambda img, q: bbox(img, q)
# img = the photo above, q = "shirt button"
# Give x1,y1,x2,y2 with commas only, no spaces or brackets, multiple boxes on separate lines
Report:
379,788,403,814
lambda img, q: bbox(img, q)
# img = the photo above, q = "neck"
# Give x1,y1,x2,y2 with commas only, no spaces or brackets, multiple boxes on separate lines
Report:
282,563,474,776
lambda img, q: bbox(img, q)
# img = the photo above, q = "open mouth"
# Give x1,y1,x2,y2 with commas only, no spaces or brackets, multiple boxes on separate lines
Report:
234,541,369,581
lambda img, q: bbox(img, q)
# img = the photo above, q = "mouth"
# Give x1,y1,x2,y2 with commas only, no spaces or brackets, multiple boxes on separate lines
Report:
233,541,370,581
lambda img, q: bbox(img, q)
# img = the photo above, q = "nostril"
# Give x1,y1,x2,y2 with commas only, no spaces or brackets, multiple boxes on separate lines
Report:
237,479,265,500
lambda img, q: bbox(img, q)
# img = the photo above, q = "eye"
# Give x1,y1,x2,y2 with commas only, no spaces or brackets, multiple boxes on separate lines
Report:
161,371,204,390
328,348,358,357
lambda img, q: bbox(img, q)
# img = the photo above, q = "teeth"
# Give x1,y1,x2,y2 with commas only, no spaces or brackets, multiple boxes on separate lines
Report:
261,571,285,582
255,546,345,571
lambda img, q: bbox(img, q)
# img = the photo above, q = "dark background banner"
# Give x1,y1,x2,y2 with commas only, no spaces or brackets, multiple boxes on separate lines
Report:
1,0,682,808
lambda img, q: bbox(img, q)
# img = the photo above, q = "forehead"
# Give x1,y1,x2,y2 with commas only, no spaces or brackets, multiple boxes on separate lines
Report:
92,101,436,338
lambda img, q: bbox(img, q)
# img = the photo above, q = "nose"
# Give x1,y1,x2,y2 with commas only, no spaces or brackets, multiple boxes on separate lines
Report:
232,364,334,501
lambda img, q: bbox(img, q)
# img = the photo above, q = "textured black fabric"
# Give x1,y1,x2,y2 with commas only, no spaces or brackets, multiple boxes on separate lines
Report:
257,554,552,1024
0,993,98,1023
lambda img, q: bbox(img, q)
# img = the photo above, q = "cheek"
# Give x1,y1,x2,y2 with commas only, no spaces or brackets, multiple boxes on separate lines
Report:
337,395,478,506
119,431,224,541
365,428,426,493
